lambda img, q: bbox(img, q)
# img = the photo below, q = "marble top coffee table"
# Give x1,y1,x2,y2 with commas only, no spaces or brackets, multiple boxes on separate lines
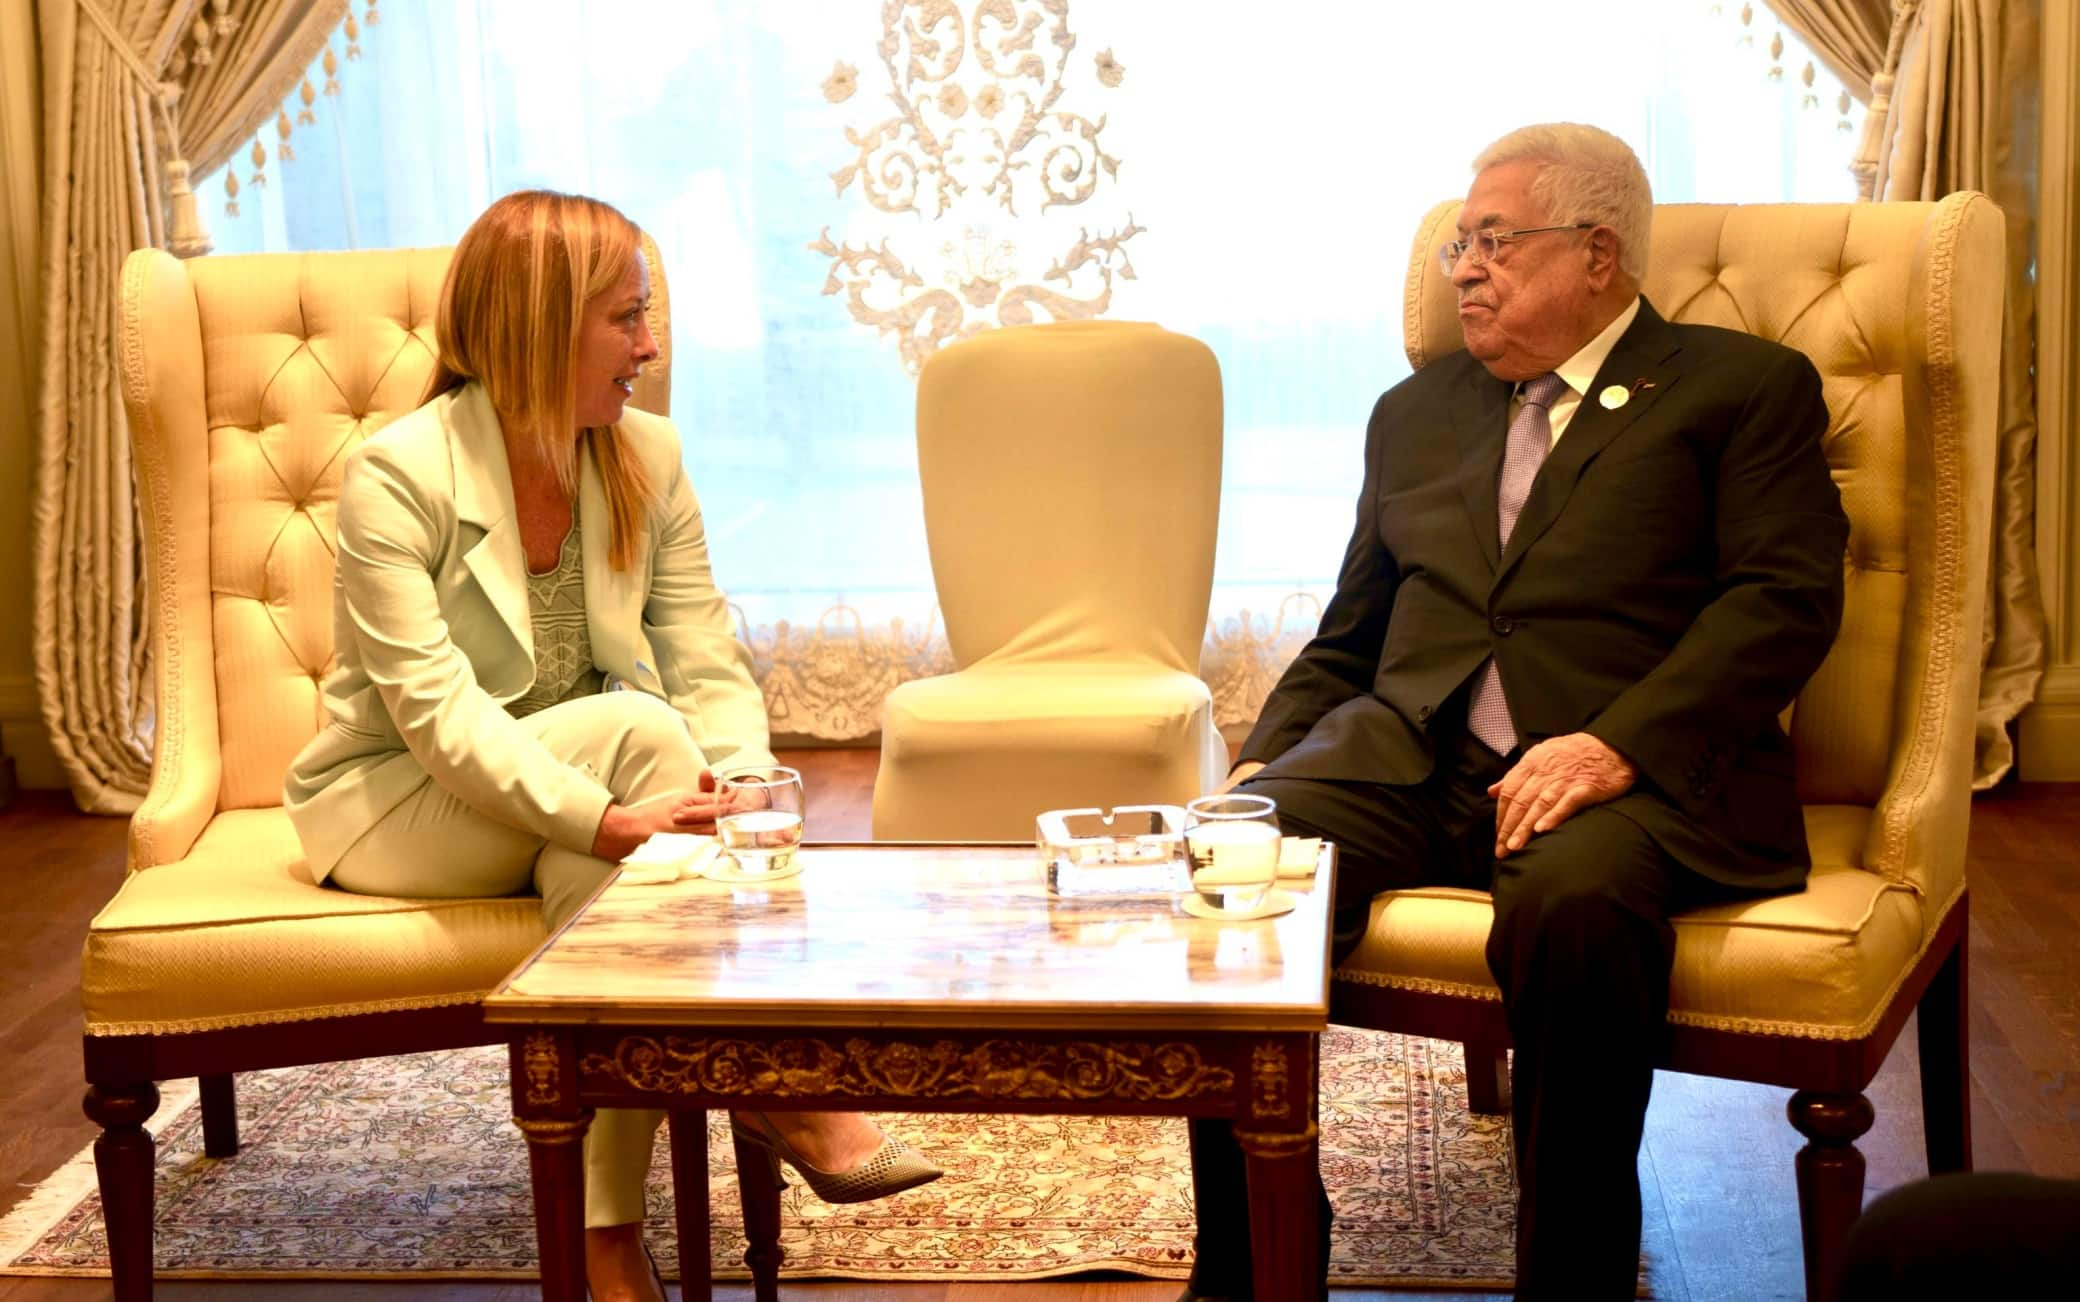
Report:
484,841,1336,1301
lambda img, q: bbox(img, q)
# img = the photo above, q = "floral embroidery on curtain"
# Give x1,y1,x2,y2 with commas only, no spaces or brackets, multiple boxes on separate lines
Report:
724,591,1330,741
737,601,956,738
809,0,1141,375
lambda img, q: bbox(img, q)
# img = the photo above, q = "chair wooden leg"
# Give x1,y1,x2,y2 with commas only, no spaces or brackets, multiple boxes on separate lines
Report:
199,1074,239,1158
1788,1089,1874,1302
1916,934,1972,1175
1462,1036,1510,1114
84,1081,160,1302
731,1124,786,1302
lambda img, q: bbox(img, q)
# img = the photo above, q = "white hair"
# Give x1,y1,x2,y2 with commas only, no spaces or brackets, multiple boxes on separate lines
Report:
1473,123,1653,281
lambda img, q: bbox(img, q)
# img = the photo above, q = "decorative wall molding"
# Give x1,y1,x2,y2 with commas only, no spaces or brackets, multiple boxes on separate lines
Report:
2018,667,2080,781
0,0,36,354
0,674,61,791
0,674,39,719
2022,0,2078,780
0,1,45,797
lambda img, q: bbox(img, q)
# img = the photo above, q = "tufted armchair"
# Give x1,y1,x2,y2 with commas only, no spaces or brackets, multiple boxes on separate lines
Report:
1331,192,2002,1297
82,238,673,1299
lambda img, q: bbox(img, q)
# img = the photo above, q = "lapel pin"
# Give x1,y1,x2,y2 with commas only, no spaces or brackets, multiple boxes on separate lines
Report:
1598,384,1630,410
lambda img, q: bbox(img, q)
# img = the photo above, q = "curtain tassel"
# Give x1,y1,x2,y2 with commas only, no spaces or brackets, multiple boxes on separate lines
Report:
71,0,214,255
165,157,213,258
155,79,210,257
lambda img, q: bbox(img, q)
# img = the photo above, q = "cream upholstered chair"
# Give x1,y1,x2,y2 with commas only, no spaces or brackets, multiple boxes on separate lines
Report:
1330,192,2002,1297
872,320,1229,840
82,239,672,1299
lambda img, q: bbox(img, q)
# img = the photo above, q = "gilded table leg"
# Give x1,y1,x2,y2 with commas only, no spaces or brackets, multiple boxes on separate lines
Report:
1237,1119,1324,1302
1237,1033,1325,1301
668,1109,714,1302
512,1030,589,1302
517,1113,593,1301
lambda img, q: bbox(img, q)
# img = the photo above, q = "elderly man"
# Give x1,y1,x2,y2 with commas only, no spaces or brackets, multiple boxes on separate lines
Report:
1183,123,1849,1299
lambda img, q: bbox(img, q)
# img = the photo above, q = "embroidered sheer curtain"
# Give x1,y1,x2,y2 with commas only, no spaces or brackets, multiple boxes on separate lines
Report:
197,0,1866,746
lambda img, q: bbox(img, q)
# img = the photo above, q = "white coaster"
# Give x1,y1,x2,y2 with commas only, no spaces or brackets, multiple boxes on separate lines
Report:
702,853,804,885
1179,888,1296,922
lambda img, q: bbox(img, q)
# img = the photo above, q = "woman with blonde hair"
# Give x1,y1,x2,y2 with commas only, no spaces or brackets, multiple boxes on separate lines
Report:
284,190,939,1302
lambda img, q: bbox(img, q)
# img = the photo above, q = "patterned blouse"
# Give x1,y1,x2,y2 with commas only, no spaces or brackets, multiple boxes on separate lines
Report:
508,505,605,717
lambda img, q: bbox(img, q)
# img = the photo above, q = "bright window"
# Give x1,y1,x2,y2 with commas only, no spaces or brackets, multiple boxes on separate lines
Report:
206,0,1864,736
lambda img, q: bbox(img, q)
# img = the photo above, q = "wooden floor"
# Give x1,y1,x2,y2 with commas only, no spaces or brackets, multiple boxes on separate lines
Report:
2,755,2075,1301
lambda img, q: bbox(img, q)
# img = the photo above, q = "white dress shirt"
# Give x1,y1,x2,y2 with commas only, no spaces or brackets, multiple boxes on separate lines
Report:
1515,295,1642,447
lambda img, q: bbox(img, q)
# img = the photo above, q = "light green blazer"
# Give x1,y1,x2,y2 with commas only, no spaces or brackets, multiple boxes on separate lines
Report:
284,382,775,882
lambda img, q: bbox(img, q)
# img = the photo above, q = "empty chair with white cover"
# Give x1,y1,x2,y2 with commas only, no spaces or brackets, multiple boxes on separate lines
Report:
873,321,1228,841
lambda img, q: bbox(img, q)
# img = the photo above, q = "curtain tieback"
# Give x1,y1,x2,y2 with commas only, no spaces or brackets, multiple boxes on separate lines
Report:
70,0,213,256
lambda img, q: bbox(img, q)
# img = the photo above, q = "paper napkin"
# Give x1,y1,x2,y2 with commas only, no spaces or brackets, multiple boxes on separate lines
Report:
1277,836,1323,877
619,832,722,885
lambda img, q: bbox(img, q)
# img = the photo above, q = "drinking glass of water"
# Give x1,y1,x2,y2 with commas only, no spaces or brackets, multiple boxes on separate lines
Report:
717,766,806,877
1183,794,1281,917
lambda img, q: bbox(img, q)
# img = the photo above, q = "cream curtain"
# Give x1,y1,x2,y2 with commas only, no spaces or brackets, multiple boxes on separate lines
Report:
176,1,352,183
1764,0,1893,101
1768,0,2046,786
33,0,345,812
1866,0,2046,786
1760,1,1896,197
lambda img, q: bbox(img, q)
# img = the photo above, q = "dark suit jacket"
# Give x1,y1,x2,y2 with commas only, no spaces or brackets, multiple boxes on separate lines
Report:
1239,299,1849,888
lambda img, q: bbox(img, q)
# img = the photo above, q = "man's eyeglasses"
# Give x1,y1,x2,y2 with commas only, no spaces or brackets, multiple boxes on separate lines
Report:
1438,223,1595,273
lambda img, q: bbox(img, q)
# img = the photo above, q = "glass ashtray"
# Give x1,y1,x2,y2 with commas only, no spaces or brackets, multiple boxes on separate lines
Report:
1036,804,1188,896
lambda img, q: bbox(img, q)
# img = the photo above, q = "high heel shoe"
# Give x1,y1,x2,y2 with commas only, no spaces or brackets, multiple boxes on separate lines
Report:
730,1112,943,1204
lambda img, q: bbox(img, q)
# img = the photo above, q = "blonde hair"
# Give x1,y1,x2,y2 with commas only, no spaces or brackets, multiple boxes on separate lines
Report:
425,189,656,571
1473,123,1653,281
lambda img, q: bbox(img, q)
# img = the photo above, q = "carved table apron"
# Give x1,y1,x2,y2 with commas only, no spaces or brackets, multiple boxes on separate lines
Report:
484,842,1337,1302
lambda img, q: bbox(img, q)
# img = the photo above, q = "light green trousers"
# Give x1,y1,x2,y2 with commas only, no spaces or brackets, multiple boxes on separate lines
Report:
329,690,703,1227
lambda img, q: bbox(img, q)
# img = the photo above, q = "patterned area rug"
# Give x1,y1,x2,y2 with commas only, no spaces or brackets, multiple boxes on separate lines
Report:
0,1029,1516,1287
